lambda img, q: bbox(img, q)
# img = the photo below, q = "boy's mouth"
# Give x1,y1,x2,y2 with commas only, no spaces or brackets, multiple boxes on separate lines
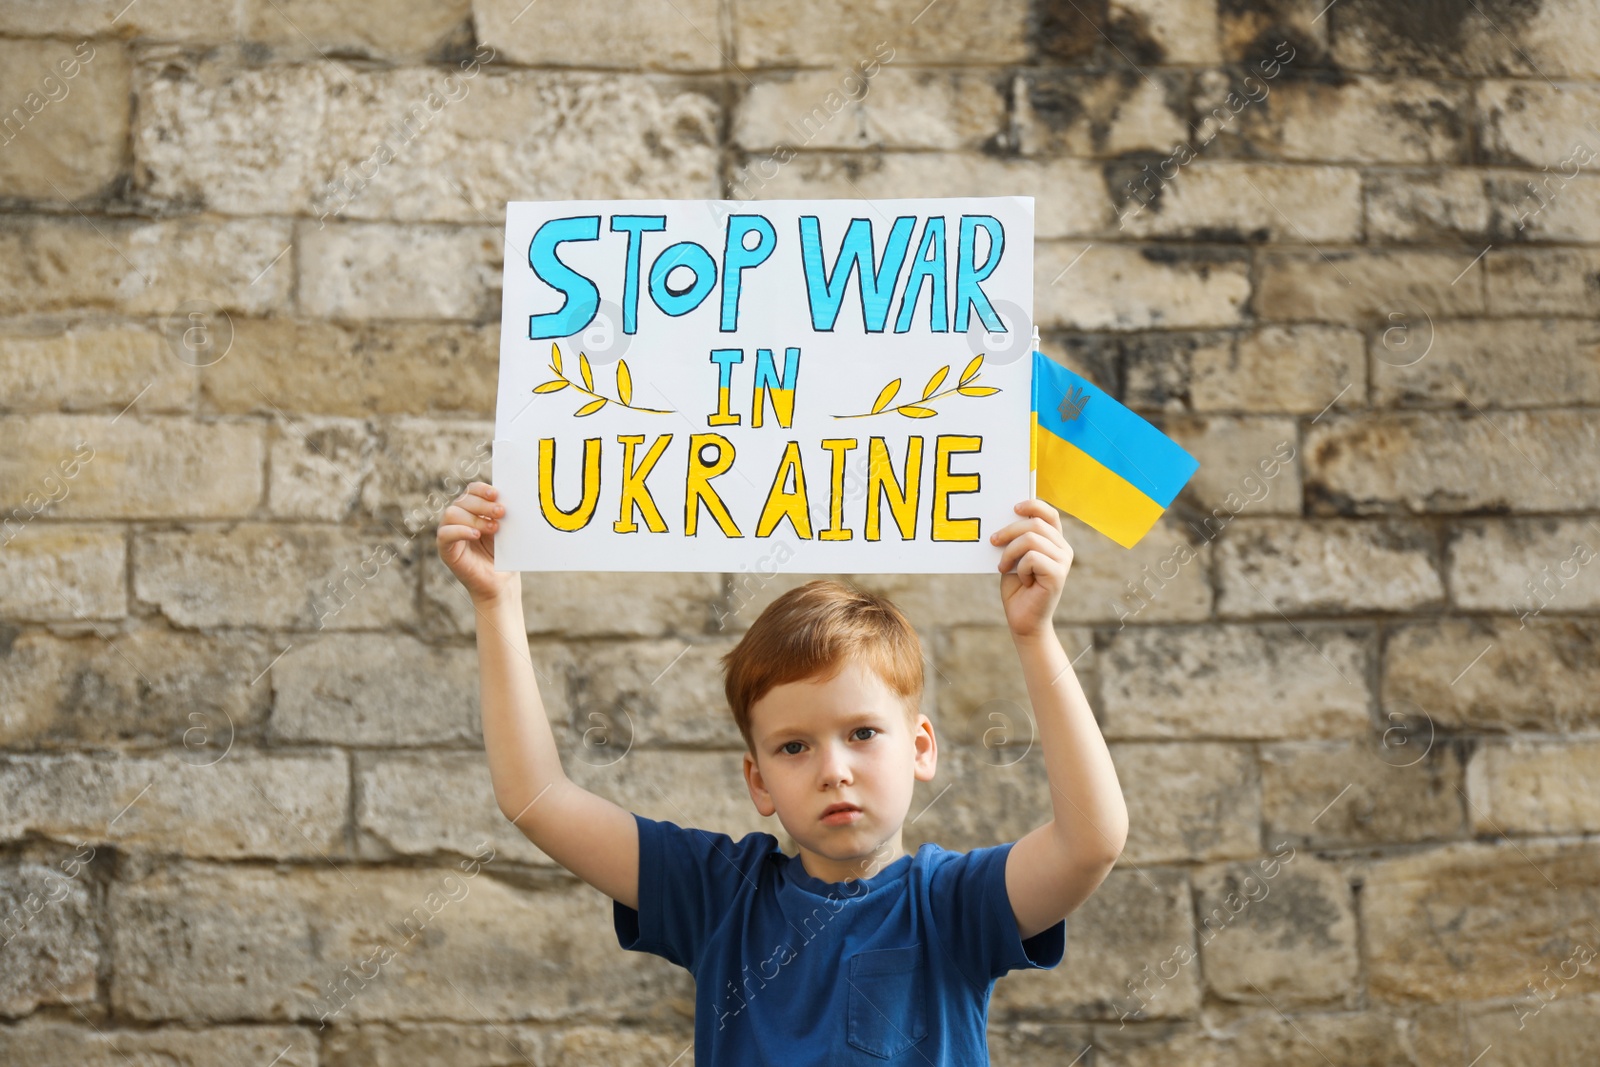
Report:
820,803,862,824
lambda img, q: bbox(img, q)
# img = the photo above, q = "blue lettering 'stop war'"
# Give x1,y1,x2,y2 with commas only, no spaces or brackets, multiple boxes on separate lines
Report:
614,813,1066,1066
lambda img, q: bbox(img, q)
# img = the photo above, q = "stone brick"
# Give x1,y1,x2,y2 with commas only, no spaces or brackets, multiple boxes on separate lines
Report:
0,0,240,40
732,151,1112,240
987,1023,1097,1067
1363,840,1600,1004
1162,415,1302,521
134,524,418,630
1017,70,1191,157
0,1022,317,1067
1116,163,1362,243
0,216,293,316
1201,325,1364,414
902,747,1055,859
1039,243,1251,331
733,69,1006,151
1105,330,1229,414
1219,2,1330,65
0,626,274,751
1448,517,1600,616
1364,169,1491,243
137,58,719,219
478,0,721,69
109,862,672,1022
354,418,494,533
1095,1009,1415,1066
297,222,502,321
1261,740,1467,849
271,634,483,746
0,321,192,415
1193,854,1359,1007
1216,517,1445,616
738,0,1027,65
1467,738,1600,836
1375,320,1600,409
1255,249,1486,324
934,625,1096,749
0,39,129,201
1197,72,1469,164
1053,512,1214,627
558,637,745,749
1465,993,1600,1065
266,416,374,523
0,523,125,622
1383,618,1600,734
1113,742,1260,865
1485,247,1600,317
1099,624,1372,740
421,553,725,638
1488,171,1600,243
1305,411,1600,516
0,414,263,520
1330,0,1600,79
1477,81,1600,167
321,1022,552,1067
0,859,99,1017
202,319,496,418
244,0,472,61
0,751,348,860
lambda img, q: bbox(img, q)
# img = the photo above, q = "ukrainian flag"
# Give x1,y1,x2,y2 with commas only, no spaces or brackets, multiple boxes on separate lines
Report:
1030,350,1200,549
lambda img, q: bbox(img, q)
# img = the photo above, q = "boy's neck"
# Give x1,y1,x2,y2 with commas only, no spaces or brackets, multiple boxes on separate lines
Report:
795,833,906,885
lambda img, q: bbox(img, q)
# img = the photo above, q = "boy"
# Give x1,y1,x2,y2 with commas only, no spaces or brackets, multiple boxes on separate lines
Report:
438,482,1129,1065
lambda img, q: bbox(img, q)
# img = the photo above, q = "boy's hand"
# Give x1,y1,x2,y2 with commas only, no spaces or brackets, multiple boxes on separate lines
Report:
991,498,1073,641
437,481,518,604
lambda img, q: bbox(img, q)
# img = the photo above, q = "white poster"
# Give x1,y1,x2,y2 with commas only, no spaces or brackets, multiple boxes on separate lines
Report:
492,197,1034,573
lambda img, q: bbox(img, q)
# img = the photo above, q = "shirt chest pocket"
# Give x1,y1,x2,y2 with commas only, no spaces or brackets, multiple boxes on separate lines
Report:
846,945,930,1059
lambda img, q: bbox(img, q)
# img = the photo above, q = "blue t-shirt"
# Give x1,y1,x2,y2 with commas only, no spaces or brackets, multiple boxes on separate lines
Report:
612,813,1066,1065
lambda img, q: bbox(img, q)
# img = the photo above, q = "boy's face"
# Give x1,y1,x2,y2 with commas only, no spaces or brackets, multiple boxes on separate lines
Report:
741,656,936,878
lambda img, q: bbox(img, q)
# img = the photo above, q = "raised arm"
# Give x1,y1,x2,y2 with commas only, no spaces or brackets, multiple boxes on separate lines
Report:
439,483,640,909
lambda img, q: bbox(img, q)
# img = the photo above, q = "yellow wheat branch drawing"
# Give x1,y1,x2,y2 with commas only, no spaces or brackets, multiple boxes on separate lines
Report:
532,342,673,416
832,353,1000,420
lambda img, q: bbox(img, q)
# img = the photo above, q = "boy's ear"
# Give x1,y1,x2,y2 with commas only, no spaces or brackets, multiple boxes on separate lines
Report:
743,752,777,817
913,713,937,782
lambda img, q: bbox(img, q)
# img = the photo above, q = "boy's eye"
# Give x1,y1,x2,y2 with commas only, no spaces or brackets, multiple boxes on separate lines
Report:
780,741,803,755
853,727,878,741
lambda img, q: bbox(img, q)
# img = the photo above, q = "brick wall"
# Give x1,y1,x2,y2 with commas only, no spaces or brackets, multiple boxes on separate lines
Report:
2,0,1598,1063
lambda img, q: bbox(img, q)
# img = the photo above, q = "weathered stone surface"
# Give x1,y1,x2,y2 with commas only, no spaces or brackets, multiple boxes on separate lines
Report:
0,859,99,1017
1197,72,1469,164
0,751,348,859
203,319,496,418
137,58,720,219
1306,412,1600,516
1162,415,1302,521
1478,81,1600,167
245,0,472,61
1216,518,1445,616
1365,169,1491,242
109,862,677,1023
0,1021,317,1067
1363,840,1600,1004
1052,512,1214,627
1017,70,1192,158
1193,854,1359,1007
0,217,293,316
0,414,262,520
1116,163,1362,243
1095,1008,1415,1066
478,0,720,69
732,151,1112,239
734,69,1006,151
1262,739,1466,849
134,524,418,630
0,523,125,622
1467,738,1600,836
1039,243,1251,331
934,625,1095,749
1113,742,1260,865
271,634,482,746
902,747,1055,860
1099,624,1372,740
1375,319,1600,408
1330,0,1600,79
266,416,373,523
1488,170,1600,243
1204,325,1364,414
0,321,192,415
297,223,502,321
0,626,274,750
1486,247,1600,317
738,0,1028,66
0,0,239,40
353,418,494,533
0,40,130,201
557,637,744,749
1255,249,1486,324
322,1021,700,1067
1383,618,1600,734
1448,517,1600,616
1465,993,1600,1065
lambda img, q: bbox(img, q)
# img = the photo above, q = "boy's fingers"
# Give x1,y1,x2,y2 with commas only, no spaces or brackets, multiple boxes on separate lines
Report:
444,503,498,529
466,481,498,499
998,531,1055,572
990,515,1065,547
450,493,503,519
437,524,483,546
1014,498,1064,530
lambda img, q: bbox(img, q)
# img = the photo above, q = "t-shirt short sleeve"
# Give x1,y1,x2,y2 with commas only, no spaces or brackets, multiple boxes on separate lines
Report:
612,812,777,973
927,839,1067,989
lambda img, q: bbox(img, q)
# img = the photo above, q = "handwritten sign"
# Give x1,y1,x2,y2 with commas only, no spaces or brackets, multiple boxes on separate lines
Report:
492,197,1034,573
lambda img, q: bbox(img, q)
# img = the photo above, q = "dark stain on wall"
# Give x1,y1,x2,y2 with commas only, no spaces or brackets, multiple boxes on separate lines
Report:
1030,0,1167,66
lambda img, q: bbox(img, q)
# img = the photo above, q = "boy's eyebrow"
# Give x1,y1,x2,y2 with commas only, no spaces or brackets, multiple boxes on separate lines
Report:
760,711,888,745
